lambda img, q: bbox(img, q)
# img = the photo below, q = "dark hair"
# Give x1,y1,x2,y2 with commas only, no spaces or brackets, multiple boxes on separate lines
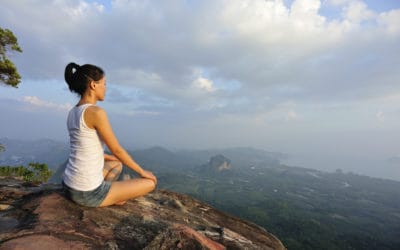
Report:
64,62,105,96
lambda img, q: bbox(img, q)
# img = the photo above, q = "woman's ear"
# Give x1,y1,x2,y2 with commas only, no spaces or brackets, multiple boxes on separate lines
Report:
89,80,96,90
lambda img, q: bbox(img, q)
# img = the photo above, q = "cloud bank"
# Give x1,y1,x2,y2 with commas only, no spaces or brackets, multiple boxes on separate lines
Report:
1,0,400,179
2,0,399,112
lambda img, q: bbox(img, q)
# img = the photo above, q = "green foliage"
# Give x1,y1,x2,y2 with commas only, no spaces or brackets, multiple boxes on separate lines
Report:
146,165,400,249
0,162,52,183
26,162,53,183
0,144,4,152
0,27,22,87
0,165,32,180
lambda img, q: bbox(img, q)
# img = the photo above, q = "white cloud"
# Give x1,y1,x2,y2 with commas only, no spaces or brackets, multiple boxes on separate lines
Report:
110,68,163,90
0,0,399,120
378,9,400,35
343,1,375,23
328,0,352,6
61,1,104,18
118,110,161,117
21,96,72,111
290,0,323,21
192,77,215,92
1,0,400,180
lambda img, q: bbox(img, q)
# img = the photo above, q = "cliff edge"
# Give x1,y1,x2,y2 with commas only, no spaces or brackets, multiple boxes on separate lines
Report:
0,177,285,249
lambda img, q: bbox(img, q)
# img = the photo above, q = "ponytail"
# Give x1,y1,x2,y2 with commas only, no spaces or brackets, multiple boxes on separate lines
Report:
64,62,80,87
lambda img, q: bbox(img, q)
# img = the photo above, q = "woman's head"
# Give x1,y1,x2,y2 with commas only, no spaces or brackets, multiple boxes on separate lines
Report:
64,63,105,97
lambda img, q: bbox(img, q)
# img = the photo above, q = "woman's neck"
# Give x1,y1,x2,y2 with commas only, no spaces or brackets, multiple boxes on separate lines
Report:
77,95,97,106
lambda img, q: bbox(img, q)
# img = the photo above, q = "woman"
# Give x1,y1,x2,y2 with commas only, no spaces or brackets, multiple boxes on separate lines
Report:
62,62,157,207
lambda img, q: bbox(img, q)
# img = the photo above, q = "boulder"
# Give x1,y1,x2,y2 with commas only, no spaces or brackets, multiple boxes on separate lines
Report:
0,177,285,249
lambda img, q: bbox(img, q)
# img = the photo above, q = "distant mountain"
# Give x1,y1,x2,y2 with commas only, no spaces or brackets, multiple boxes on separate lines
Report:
177,147,284,169
50,146,284,183
0,138,68,169
127,146,203,173
198,154,232,173
131,146,190,170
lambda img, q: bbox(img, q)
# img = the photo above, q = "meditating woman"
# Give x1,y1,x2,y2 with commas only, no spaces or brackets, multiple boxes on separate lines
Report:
62,62,157,207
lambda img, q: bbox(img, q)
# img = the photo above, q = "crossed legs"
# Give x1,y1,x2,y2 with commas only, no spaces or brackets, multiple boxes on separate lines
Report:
100,160,156,207
103,160,123,181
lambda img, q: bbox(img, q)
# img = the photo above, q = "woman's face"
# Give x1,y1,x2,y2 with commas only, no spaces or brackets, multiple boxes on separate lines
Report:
95,76,107,101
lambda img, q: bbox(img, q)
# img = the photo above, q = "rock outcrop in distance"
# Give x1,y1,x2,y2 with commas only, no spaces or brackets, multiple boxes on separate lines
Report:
0,177,285,249
201,155,232,173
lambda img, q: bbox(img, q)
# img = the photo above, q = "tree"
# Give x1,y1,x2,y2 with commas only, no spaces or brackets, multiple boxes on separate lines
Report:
0,163,52,184
0,27,22,87
0,144,4,153
27,162,53,183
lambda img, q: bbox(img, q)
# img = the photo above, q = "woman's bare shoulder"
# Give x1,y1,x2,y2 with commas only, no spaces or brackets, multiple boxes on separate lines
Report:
86,105,106,115
85,105,108,127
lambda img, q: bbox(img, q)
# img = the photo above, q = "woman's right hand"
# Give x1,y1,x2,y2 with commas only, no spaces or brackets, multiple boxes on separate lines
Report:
140,170,157,185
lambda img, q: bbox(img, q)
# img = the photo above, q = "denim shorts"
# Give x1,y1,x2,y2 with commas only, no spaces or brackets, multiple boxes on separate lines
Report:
62,181,112,207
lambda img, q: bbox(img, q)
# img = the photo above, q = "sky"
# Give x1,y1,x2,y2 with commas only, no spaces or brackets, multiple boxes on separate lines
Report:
1,0,400,180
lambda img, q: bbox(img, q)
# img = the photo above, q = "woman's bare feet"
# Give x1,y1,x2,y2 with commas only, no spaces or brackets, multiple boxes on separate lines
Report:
115,200,127,206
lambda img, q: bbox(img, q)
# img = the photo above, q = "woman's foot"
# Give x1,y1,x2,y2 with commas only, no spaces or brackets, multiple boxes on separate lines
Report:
115,200,127,206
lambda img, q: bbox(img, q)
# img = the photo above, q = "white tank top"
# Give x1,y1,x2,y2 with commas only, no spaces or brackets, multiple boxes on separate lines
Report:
63,104,105,191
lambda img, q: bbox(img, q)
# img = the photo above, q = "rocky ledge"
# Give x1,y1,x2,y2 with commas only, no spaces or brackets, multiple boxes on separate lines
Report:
0,177,285,249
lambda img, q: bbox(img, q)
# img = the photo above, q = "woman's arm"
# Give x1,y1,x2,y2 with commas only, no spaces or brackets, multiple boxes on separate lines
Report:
104,153,119,162
86,106,157,184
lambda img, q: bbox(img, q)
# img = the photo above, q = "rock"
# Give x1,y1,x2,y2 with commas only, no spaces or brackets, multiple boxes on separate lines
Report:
209,155,232,171
200,155,233,174
0,178,285,249
0,204,12,211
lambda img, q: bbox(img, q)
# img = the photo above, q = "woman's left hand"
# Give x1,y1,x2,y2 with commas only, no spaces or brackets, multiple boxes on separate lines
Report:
141,170,157,185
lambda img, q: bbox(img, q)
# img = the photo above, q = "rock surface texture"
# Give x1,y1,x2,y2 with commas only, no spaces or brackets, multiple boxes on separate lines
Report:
0,177,285,249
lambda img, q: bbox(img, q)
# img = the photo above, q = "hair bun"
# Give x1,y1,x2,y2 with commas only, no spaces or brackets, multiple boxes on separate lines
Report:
65,62,80,86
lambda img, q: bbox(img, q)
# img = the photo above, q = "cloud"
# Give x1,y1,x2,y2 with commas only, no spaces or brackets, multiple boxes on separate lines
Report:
343,1,375,23
20,96,72,112
328,0,352,6
105,87,133,103
1,0,399,119
192,77,215,93
378,9,400,35
0,98,69,141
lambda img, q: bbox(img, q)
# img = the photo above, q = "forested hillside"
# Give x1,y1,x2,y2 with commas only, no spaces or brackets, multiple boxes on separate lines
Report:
128,148,400,250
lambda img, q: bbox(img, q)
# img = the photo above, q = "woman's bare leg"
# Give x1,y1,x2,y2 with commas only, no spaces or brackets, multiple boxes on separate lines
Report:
103,160,122,181
99,178,156,207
